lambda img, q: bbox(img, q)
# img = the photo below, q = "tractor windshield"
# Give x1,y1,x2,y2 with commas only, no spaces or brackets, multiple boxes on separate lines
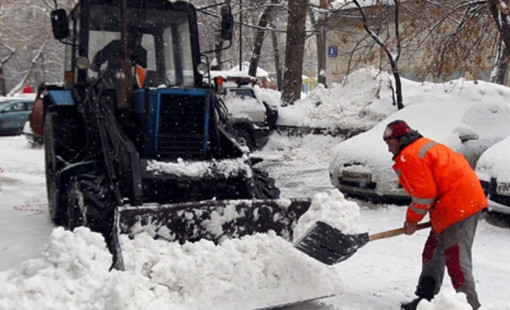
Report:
87,3,196,88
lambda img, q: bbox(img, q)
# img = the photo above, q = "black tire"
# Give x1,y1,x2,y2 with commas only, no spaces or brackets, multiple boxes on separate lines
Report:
67,173,116,233
234,128,255,151
252,167,280,199
44,110,79,225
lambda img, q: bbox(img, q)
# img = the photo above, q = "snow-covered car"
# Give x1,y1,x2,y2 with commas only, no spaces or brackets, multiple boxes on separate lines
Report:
222,85,278,149
475,137,510,215
208,71,278,150
0,98,35,135
329,99,510,204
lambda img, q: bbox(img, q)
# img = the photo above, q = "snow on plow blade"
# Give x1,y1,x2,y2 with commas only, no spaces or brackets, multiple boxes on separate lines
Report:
111,198,312,269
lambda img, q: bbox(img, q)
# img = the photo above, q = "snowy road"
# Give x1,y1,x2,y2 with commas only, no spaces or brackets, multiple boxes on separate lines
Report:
1,133,510,309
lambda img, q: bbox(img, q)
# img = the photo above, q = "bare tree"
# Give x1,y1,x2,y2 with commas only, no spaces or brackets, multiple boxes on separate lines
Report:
487,0,510,84
0,0,75,95
281,0,307,105
0,42,16,96
270,21,284,91
352,0,404,109
248,0,279,77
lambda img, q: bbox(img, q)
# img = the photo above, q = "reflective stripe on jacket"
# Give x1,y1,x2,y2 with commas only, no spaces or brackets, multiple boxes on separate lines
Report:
392,137,487,233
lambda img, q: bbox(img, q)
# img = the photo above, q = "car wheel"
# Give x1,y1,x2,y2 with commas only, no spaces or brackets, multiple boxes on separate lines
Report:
235,128,255,151
44,110,79,225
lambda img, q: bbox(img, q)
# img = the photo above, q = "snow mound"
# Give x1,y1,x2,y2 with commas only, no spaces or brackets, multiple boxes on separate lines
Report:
293,189,366,242
277,67,397,131
0,223,345,310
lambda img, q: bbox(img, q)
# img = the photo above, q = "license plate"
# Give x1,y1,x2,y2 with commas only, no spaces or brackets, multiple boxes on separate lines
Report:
340,170,371,183
496,182,510,196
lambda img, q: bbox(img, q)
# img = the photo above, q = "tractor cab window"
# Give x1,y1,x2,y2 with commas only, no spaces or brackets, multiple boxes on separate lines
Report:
87,30,156,72
161,17,194,88
86,4,195,88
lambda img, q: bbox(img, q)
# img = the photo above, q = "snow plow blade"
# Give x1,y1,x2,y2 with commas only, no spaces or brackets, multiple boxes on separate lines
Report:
111,198,312,269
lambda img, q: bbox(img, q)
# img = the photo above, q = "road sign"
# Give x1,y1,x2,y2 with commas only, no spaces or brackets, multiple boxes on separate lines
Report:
328,45,338,57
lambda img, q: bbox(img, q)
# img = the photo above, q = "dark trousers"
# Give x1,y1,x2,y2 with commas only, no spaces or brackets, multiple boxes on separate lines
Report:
415,212,481,310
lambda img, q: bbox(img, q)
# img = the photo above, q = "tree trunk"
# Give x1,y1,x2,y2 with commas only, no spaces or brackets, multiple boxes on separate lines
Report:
248,1,278,78
491,43,510,85
271,22,283,91
488,0,510,85
7,36,49,96
0,66,7,96
211,0,232,70
281,0,307,105
309,0,327,86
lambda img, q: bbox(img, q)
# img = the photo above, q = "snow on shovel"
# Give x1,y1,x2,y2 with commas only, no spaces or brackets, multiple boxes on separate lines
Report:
294,221,431,265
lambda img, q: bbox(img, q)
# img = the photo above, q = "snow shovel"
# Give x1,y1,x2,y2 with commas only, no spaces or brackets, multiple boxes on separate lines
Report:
294,221,432,265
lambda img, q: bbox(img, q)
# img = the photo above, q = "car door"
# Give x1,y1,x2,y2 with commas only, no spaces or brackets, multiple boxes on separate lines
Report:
0,101,30,132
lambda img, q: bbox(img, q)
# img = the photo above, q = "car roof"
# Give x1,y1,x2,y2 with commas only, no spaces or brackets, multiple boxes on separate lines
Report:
476,136,510,182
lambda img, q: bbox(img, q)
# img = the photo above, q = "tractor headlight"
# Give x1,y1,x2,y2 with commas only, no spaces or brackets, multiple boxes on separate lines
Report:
76,56,89,70
197,62,208,76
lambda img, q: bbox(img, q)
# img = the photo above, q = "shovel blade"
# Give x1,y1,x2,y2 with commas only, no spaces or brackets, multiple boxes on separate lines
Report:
294,221,370,265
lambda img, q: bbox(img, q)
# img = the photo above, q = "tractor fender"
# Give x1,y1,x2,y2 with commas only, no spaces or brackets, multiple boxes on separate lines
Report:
46,90,75,107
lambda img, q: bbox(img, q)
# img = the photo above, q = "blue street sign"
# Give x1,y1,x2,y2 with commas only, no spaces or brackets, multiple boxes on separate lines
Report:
328,45,338,57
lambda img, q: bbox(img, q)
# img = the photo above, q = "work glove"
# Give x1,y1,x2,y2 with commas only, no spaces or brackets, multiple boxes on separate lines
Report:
404,220,418,235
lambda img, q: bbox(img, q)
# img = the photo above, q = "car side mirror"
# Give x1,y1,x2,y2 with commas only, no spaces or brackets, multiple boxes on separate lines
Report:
459,133,479,143
51,9,70,40
456,124,479,143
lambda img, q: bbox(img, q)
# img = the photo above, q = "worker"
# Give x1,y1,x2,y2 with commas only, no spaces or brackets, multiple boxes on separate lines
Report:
90,27,147,73
382,120,487,310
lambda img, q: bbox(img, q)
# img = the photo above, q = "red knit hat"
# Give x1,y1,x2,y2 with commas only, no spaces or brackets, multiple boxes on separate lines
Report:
383,120,411,140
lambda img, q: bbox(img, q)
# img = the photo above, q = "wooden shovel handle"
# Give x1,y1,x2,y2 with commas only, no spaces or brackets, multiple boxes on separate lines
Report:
369,221,432,241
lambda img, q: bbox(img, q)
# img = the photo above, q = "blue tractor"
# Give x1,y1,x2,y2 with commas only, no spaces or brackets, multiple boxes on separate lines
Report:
44,0,312,269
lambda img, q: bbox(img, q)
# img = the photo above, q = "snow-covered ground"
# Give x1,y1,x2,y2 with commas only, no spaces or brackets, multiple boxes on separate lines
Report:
1,68,510,309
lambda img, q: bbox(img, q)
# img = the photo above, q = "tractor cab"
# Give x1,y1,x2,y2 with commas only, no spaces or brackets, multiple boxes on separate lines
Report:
55,1,202,90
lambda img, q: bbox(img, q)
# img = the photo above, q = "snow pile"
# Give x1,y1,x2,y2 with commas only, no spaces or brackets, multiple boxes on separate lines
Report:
146,157,252,178
416,289,472,310
120,232,342,310
293,189,366,242
0,227,121,309
276,67,398,130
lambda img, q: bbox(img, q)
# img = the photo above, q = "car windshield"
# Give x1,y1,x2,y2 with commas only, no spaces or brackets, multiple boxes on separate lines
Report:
228,88,256,99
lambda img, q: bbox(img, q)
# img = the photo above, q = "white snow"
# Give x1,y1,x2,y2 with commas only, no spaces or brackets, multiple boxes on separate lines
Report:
1,67,510,309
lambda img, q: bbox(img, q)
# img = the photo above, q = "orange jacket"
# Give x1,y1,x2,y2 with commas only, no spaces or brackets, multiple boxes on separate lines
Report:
392,137,487,233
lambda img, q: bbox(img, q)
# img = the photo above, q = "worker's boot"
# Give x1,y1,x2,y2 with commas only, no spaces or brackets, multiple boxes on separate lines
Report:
400,298,423,310
401,276,436,310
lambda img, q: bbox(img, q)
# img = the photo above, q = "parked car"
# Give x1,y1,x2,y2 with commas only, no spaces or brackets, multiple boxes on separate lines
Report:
475,137,510,215
329,99,510,204
0,98,35,135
